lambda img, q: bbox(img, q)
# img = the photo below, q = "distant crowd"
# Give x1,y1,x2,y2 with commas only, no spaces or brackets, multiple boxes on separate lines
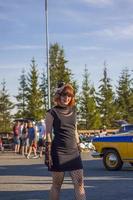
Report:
13,119,46,159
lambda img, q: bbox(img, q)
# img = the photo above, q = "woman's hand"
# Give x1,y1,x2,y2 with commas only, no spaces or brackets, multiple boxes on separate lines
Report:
77,143,82,153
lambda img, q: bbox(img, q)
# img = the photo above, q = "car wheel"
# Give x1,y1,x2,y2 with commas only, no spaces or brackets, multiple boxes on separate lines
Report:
103,149,123,171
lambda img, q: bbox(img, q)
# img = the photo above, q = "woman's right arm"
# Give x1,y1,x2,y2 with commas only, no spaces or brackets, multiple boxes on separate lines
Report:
45,112,54,142
45,112,54,169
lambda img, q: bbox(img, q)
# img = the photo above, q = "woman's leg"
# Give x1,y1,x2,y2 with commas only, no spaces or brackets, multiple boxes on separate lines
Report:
50,171,65,200
25,139,29,154
27,144,32,158
70,169,86,200
21,145,24,155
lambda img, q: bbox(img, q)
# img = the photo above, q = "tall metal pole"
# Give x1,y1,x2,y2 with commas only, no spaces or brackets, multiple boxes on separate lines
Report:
45,0,51,109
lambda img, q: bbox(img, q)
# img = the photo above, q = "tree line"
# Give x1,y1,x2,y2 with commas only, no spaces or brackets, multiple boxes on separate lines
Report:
0,43,133,132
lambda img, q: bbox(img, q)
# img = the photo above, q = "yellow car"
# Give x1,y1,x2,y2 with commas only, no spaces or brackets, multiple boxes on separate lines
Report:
91,131,133,170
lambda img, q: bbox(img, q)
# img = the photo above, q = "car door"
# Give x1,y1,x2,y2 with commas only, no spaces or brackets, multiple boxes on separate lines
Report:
127,134,133,160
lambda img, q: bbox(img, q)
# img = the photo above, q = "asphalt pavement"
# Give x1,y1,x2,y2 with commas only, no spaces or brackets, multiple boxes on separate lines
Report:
0,151,133,200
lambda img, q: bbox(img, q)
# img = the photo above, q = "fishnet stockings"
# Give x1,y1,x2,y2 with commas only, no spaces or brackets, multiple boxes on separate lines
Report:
50,172,64,200
70,169,86,200
50,169,86,200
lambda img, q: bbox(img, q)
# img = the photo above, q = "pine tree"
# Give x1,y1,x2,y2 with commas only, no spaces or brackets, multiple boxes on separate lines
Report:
128,86,133,123
49,43,73,104
97,66,116,128
79,67,101,129
15,69,28,118
40,69,48,114
116,68,133,123
26,58,44,121
0,80,14,132
129,71,133,123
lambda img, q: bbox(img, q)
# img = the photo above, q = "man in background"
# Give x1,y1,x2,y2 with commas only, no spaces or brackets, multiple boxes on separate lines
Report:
38,119,46,158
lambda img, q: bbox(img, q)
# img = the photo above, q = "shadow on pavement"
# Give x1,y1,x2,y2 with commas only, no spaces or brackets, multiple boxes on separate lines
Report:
0,164,51,177
0,156,133,200
0,190,49,200
0,188,75,200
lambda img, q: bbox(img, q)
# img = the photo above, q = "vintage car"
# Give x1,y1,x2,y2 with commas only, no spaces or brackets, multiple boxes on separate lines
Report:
91,130,133,171
117,124,133,134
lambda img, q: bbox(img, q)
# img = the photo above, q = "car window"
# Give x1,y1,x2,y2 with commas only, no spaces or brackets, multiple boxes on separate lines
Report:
119,125,133,133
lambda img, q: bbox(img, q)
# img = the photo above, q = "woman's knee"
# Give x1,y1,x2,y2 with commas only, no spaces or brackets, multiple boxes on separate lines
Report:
52,181,62,190
52,172,64,190
70,170,84,186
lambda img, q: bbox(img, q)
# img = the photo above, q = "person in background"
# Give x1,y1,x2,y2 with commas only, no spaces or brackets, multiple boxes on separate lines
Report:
33,121,39,141
45,83,86,200
26,121,38,159
0,137,4,152
13,121,21,153
99,126,107,137
19,121,24,154
21,122,29,156
38,119,46,158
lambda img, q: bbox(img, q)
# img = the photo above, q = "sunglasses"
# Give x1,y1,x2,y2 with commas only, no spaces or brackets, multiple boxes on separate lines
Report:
61,92,74,97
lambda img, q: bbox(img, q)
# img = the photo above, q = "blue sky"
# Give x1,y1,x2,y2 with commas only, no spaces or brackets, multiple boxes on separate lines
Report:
0,0,133,100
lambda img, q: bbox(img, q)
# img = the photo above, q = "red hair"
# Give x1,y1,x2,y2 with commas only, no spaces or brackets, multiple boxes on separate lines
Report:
54,84,75,106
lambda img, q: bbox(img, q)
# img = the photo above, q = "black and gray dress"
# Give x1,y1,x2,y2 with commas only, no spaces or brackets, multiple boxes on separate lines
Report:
48,105,83,172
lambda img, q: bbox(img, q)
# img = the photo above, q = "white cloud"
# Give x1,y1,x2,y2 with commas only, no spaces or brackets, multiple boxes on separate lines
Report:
0,64,25,69
0,13,16,22
83,0,113,6
0,44,43,51
78,46,110,51
84,24,133,39
103,25,133,39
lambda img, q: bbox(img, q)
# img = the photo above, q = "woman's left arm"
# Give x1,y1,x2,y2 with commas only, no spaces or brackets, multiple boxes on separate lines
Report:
75,123,80,144
75,123,82,152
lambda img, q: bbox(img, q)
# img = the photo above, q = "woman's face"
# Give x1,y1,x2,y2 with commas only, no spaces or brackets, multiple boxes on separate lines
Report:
28,121,33,127
24,122,28,127
60,92,73,106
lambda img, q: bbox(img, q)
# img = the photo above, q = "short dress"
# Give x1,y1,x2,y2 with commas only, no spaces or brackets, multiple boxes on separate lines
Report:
48,106,83,172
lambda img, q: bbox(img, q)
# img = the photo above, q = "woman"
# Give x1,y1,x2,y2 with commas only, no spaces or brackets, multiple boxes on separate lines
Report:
26,121,38,159
13,121,20,153
21,122,29,156
45,83,86,200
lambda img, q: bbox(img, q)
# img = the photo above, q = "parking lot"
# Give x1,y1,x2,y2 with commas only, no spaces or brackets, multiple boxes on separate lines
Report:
0,151,133,200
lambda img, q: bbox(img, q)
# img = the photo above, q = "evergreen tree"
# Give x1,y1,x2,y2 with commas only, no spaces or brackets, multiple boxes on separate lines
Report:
79,67,101,129
26,58,44,121
116,68,133,123
15,69,28,118
0,80,14,132
128,94,133,123
40,69,47,114
128,85,133,123
72,80,79,104
49,43,73,104
97,66,116,128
